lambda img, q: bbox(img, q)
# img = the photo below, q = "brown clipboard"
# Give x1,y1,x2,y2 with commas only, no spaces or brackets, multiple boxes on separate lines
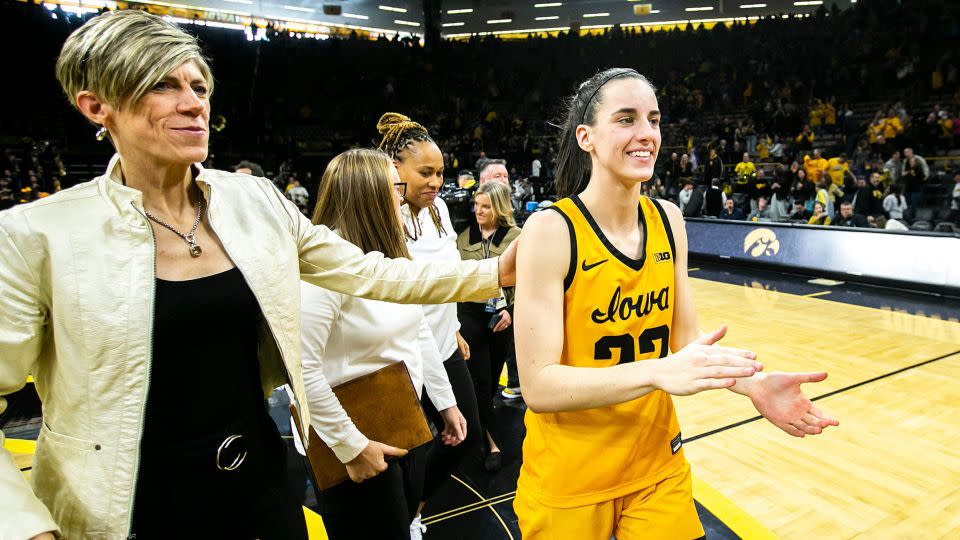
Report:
289,361,434,490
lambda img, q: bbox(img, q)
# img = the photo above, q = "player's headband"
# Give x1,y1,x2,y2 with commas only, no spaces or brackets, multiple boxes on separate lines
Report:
579,68,640,126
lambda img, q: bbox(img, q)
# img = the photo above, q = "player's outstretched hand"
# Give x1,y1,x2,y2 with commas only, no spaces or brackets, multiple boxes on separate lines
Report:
748,372,840,437
652,325,763,396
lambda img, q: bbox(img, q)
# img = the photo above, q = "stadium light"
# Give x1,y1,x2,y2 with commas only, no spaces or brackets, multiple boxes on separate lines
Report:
379,5,407,13
283,5,315,13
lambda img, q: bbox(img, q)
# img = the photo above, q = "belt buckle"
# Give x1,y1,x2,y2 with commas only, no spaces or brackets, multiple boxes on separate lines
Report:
216,434,248,471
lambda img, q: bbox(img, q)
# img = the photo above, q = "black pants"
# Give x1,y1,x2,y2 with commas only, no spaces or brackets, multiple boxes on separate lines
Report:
316,443,428,540
457,303,515,449
420,350,482,500
131,413,307,540
504,348,520,389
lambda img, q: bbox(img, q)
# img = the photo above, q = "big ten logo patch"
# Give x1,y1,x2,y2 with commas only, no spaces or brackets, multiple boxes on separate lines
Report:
654,251,672,263
743,228,780,258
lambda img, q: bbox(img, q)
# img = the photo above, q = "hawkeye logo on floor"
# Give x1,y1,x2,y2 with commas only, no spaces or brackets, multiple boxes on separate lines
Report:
654,251,671,263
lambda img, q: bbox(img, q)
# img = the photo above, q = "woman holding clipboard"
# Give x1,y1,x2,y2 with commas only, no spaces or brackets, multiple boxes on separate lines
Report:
299,148,467,540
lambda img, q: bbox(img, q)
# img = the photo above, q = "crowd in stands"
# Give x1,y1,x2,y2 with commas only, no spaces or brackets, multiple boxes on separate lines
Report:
656,125,960,231
3,0,960,230
0,143,67,211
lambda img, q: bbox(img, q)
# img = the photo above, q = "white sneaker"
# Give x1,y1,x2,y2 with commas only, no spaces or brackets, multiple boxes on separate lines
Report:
501,387,522,399
410,514,427,540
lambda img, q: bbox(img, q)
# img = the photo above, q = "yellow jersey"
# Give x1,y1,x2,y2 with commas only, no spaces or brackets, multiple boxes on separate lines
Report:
804,155,828,183
824,157,849,186
517,195,685,508
882,116,903,139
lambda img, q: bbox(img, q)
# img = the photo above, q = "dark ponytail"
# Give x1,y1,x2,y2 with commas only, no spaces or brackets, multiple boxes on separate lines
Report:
553,68,654,198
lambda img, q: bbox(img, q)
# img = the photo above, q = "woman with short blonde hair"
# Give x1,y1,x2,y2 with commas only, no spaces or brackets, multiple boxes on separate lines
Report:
55,9,215,115
475,181,517,228
456,180,522,472
1,11,514,540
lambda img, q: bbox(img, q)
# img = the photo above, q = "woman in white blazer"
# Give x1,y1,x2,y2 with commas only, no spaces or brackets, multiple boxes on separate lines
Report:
1,11,515,540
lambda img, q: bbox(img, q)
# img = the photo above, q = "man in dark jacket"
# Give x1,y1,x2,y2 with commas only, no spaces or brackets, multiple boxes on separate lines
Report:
663,152,681,198
719,198,745,220
704,178,725,217
789,201,811,221
832,201,869,227
682,183,705,218
702,147,724,186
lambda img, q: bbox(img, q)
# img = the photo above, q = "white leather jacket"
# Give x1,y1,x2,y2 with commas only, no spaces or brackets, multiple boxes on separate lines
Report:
0,155,499,539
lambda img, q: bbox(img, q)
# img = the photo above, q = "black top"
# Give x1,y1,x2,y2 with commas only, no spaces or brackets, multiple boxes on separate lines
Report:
131,267,291,537
146,267,265,439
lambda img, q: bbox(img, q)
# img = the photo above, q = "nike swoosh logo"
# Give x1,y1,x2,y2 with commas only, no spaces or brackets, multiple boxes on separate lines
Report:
581,259,609,271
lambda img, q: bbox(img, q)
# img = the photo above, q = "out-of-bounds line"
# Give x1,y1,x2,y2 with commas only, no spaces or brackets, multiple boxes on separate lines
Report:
447,475,514,539
692,476,778,540
685,349,960,444
422,489,516,523
422,491,516,525
423,475,515,539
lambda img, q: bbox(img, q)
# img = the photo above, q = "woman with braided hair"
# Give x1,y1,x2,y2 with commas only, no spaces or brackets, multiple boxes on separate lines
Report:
376,112,483,538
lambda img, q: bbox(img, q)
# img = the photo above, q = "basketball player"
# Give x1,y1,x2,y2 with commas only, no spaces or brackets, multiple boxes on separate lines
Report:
513,68,839,539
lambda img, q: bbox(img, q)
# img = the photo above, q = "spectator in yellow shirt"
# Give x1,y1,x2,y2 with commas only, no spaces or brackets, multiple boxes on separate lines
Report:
735,152,757,179
808,201,832,226
756,135,771,160
938,112,954,148
882,110,904,140
824,153,856,189
804,149,828,184
867,112,885,145
734,152,757,196
823,100,837,134
809,100,823,134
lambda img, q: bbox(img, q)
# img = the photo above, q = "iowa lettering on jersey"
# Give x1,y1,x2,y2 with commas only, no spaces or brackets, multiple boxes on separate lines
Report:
591,285,670,324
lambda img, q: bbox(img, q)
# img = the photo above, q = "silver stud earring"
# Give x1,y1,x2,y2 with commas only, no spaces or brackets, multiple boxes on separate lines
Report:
95,127,108,141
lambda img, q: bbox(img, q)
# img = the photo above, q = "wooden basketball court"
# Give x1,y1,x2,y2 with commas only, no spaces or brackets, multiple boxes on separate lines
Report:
675,276,960,539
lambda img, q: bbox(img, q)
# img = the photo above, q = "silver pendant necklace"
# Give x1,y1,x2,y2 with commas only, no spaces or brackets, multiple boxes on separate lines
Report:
144,196,205,257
